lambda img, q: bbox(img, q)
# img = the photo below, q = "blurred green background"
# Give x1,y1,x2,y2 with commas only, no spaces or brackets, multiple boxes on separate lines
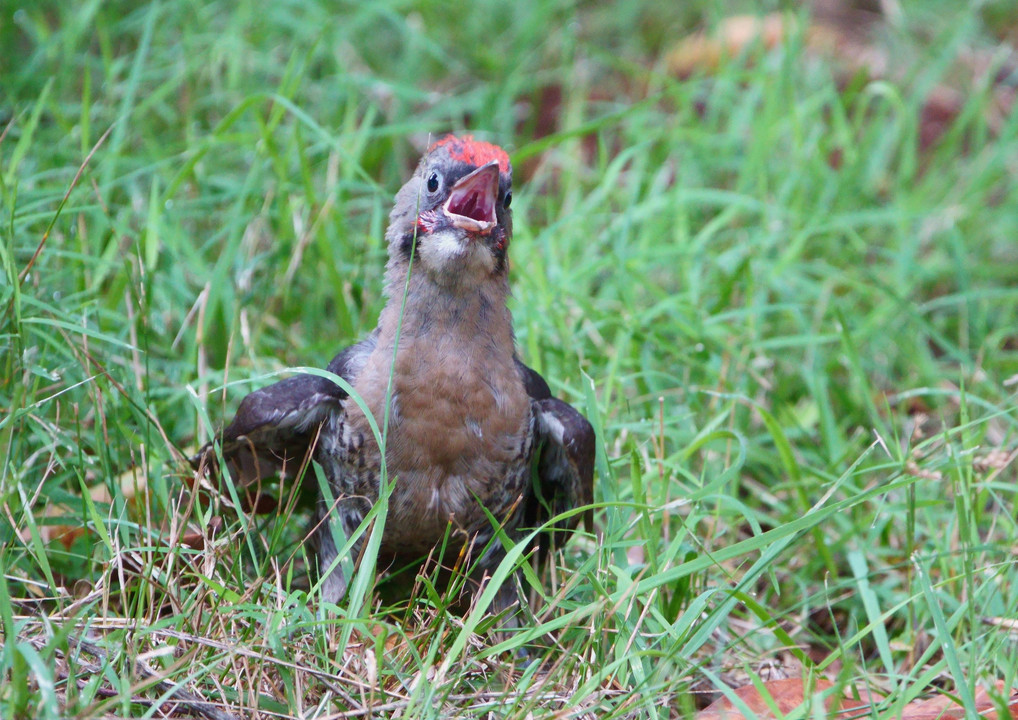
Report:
3,1,1018,717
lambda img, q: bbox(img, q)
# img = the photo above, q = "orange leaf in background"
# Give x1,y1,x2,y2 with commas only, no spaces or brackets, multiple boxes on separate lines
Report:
667,15,798,78
696,678,1018,720
27,465,150,550
696,678,867,719
897,682,1018,720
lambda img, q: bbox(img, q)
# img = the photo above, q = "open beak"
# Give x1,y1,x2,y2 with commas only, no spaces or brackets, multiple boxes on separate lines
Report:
443,161,499,235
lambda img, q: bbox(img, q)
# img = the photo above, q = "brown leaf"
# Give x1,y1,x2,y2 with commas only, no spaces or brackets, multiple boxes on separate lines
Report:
179,530,207,551
240,491,282,515
899,682,1018,720
696,678,867,719
667,15,793,78
697,678,1018,720
36,465,152,550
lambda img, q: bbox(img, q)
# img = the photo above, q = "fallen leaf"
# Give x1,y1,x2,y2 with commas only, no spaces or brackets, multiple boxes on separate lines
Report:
696,678,867,719
668,15,791,77
898,682,1018,720
696,678,1018,720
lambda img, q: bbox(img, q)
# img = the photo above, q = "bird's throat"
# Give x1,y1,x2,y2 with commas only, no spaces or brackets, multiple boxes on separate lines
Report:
379,269,513,349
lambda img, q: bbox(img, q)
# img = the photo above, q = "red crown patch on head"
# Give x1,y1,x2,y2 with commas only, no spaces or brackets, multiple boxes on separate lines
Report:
428,135,510,174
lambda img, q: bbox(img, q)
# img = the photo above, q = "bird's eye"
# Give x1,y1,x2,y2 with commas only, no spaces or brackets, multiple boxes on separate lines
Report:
503,191,512,210
427,172,440,193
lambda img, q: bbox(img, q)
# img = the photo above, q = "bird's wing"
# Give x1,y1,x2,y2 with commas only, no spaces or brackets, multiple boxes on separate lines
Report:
195,334,376,485
514,356,552,400
517,359,596,561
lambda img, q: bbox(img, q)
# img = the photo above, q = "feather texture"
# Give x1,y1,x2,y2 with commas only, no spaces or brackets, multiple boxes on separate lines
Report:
194,137,595,622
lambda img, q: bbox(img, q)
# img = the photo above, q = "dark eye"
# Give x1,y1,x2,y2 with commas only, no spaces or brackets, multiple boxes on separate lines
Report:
427,172,440,193
503,191,512,210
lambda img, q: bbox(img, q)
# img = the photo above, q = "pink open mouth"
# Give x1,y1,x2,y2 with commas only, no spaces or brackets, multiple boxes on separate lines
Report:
443,161,499,235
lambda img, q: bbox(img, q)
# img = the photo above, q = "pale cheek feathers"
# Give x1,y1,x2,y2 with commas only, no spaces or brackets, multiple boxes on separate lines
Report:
419,229,496,280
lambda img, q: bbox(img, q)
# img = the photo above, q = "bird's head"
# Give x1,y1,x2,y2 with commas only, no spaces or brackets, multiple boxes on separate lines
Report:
385,135,513,289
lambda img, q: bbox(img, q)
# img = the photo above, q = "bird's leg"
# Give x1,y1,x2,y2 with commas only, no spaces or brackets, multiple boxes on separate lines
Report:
476,566,532,658
308,497,365,604
466,529,528,641
488,569,525,628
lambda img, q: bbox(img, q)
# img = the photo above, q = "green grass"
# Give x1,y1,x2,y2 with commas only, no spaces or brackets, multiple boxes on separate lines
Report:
3,0,1018,718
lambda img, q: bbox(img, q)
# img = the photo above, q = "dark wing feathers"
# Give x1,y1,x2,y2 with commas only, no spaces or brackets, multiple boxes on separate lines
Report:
213,373,344,484
195,335,376,484
196,344,592,562
514,356,552,400
518,360,596,561
531,398,596,529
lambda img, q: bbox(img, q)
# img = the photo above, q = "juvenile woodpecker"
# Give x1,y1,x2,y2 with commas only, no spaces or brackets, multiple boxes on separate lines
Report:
204,135,594,619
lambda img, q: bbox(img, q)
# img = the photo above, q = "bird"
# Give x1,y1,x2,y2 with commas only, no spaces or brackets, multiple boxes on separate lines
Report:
198,135,594,622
